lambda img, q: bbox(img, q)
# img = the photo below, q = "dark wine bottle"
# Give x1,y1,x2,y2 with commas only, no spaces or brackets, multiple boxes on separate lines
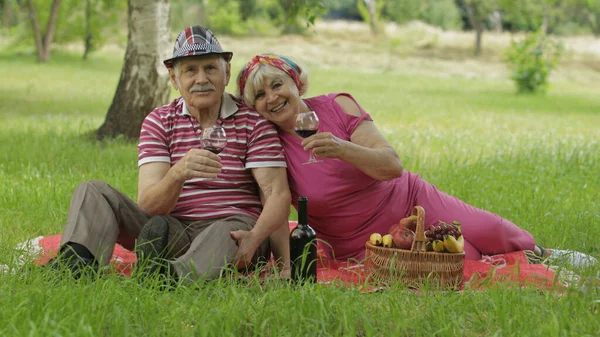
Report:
290,196,317,283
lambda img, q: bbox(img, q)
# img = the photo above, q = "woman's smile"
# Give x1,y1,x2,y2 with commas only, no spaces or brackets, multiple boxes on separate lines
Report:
270,101,287,113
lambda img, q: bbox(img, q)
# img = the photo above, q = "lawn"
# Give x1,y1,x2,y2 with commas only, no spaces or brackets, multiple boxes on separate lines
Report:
0,35,599,336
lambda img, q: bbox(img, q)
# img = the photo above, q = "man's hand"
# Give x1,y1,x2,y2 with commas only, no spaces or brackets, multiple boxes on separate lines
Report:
229,230,261,269
174,148,223,180
301,132,347,159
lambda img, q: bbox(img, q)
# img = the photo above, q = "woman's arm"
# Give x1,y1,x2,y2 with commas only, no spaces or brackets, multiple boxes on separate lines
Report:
302,95,403,180
268,220,291,278
229,167,291,269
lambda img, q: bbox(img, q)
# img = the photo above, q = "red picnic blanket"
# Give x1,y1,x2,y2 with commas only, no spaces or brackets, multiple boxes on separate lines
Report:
33,221,562,291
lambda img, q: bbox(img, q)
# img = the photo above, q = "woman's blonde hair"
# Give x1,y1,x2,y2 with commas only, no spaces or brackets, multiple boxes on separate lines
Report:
237,54,310,107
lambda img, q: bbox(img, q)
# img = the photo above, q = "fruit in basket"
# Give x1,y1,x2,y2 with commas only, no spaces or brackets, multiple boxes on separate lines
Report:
389,215,418,234
425,221,461,240
398,215,418,232
391,227,415,250
382,234,394,248
432,240,446,253
425,220,464,253
426,240,433,251
388,223,400,235
369,233,383,246
451,220,462,231
443,235,465,253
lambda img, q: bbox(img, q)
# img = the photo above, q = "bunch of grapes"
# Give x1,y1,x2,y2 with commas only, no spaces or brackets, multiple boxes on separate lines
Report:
425,221,462,241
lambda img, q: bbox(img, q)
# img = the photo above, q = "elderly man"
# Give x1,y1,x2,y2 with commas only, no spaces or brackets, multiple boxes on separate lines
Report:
49,26,291,282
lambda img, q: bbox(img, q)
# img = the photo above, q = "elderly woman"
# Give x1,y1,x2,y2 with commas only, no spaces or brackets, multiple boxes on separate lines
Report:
236,54,539,262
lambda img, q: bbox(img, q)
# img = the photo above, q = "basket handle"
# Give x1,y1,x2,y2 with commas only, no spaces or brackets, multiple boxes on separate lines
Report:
410,205,426,252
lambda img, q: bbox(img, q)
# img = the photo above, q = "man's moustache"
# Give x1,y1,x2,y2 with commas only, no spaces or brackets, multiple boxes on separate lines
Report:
190,85,216,93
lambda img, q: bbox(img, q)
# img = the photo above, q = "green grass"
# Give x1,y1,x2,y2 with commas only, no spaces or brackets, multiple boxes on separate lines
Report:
0,45,599,337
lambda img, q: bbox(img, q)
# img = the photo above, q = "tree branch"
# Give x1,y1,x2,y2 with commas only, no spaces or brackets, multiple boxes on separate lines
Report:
26,0,43,60
42,0,62,52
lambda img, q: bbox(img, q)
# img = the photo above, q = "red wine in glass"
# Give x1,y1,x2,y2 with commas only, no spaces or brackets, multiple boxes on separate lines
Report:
294,111,321,165
295,129,317,138
200,125,227,174
203,146,223,154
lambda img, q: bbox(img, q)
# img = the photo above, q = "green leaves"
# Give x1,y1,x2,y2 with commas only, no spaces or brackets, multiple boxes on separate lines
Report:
504,31,563,94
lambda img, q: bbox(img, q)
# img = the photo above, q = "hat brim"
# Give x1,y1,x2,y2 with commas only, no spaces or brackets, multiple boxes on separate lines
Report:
163,52,233,68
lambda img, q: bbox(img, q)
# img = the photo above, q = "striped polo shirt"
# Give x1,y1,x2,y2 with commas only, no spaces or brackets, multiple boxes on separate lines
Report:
138,93,287,221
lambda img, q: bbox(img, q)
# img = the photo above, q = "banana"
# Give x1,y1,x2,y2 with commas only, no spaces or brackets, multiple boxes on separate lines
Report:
382,234,394,248
443,235,465,253
369,233,383,246
432,240,446,253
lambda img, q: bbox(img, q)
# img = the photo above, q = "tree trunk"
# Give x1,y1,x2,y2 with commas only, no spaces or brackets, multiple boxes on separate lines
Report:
26,0,61,62
96,0,171,140
26,0,44,61
278,0,300,34
83,0,92,60
42,0,61,60
2,0,13,28
463,0,484,57
475,24,483,57
364,0,378,35
490,10,502,34
198,0,207,27
541,5,549,35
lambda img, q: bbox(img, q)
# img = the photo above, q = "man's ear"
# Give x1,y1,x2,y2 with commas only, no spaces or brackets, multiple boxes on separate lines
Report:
168,68,179,90
224,62,231,86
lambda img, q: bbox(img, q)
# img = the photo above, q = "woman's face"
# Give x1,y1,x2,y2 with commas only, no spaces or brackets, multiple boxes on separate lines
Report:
253,74,303,129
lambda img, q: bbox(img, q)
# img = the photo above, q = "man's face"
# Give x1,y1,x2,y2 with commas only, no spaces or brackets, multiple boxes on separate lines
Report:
170,55,231,112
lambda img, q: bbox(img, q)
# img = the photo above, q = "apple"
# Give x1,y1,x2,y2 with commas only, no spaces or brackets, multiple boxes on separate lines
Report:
398,215,417,232
391,227,415,250
388,222,401,235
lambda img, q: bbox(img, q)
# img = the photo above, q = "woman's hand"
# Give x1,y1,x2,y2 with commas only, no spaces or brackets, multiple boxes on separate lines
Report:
301,132,347,159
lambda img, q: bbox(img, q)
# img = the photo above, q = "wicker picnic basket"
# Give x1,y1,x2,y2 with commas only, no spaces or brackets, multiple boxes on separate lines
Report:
364,205,465,289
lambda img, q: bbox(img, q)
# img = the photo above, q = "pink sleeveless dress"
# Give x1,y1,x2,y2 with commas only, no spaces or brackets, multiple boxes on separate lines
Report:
279,93,535,261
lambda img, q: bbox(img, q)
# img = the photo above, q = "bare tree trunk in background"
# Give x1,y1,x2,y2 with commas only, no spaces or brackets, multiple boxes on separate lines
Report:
475,25,483,56
27,0,43,56
278,0,298,34
26,0,61,62
2,0,13,28
541,4,549,35
83,0,92,60
96,0,171,140
363,0,378,35
490,11,502,34
463,0,485,57
198,0,207,26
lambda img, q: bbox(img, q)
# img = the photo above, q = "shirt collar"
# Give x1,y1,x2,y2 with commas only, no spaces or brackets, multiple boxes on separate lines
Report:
180,93,238,119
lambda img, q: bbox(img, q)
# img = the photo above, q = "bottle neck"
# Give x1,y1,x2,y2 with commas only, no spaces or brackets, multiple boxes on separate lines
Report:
298,198,307,226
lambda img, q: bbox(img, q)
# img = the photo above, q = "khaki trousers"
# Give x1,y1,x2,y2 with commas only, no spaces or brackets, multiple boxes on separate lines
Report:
60,180,270,281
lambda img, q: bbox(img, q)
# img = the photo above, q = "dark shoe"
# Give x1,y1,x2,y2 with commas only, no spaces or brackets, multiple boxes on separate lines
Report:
45,243,99,279
136,216,170,276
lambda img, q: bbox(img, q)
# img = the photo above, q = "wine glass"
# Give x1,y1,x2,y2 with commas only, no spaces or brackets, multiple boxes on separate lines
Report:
200,125,227,176
294,111,321,165
200,125,227,154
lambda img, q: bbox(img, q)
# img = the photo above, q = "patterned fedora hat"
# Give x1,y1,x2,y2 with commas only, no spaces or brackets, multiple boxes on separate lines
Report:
163,26,233,68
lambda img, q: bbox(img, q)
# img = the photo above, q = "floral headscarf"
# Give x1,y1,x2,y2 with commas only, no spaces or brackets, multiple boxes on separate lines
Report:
237,54,302,99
